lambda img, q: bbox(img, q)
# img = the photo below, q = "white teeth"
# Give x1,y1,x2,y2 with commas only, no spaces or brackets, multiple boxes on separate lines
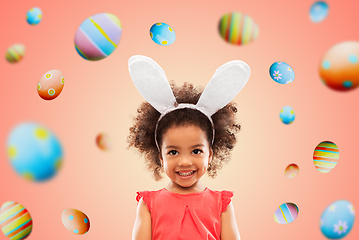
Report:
178,171,194,176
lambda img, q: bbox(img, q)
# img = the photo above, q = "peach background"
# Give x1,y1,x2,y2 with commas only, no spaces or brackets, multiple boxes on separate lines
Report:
1,0,359,239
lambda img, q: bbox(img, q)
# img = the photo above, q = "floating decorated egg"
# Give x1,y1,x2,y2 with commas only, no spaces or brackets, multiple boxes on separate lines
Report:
7,122,63,182
319,41,359,91
280,106,295,124
6,44,25,63
0,201,32,240
62,209,90,234
274,203,299,224
310,1,329,23
150,22,176,46
26,7,42,25
37,69,64,100
285,164,299,179
313,141,339,173
75,13,122,61
269,61,295,84
96,133,112,151
218,12,259,45
320,200,355,239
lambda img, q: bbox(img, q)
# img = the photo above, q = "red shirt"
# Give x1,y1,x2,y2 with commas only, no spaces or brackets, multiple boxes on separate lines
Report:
136,188,234,240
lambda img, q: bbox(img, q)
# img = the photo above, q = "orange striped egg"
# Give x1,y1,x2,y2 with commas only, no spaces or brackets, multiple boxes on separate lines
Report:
0,201,32,240
313,141,339,173
218,12,259,46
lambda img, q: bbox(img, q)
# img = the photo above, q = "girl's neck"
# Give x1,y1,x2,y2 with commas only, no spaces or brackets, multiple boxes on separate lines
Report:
165,180,206,194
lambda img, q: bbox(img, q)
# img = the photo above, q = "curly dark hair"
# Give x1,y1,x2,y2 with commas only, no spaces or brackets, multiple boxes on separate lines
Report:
127,81,241,181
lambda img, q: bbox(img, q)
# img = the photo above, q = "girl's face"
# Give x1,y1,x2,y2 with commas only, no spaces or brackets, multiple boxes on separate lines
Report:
159,125,213,190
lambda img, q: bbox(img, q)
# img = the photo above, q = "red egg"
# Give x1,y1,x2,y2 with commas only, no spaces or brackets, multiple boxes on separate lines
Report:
96,133,112,151
37,69,64,100
61,209,90,235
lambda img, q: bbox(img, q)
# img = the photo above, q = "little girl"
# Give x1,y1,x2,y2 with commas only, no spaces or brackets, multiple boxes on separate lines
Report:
127,55,250,240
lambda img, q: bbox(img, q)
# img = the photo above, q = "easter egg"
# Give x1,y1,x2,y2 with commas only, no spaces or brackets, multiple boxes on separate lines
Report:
61,209,90,234
96,133,112,151
280,106,295,124
7,122,63,182
37,70,64,100
274,203,299,224
313,141,339,173
74,13,122,61
218,12,259,45
319,41,359,91
269,61,295,84
320,200,355,239
310,1,329,23
26,7,42,25
149,22,176,46
0,201,32,240
6,44,25,63
285,164,299,179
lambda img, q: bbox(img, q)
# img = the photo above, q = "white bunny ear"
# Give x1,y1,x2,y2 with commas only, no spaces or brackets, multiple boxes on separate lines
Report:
196,60,250,116
128,55,177,114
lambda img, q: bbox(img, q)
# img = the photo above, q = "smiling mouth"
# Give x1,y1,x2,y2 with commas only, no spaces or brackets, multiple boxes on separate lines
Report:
177,170,196,176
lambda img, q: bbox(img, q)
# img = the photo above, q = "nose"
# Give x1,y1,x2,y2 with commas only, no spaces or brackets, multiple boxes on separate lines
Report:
178,155,193,167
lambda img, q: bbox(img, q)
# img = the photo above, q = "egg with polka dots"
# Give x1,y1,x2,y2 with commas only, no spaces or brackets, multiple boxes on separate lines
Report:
320,41,359,91
6,122,63,182
37,70,64,100
26,7,42,25
280,106,295,124
150,22,176,46
61,209,90,235
269,61,295,84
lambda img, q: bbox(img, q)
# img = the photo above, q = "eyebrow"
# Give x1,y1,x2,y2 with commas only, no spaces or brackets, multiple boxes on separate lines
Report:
165,144,204,149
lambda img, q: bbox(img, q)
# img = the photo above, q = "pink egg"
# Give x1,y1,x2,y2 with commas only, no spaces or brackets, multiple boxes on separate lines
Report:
37,70,64,100
284,163,299,179
61,209,90,235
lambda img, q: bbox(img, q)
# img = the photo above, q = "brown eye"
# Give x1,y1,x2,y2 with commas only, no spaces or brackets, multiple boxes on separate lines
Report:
168,150,178,155
192,149,202,154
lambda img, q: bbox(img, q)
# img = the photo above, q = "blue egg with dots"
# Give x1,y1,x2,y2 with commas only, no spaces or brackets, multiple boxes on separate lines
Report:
310,1,329,23
280,106,295,125
269,61,295,84
150,22,176,46
6,122,63,182
26,7,42,25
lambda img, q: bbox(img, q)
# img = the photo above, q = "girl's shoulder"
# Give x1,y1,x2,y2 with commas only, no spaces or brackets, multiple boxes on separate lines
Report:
207,188,234,212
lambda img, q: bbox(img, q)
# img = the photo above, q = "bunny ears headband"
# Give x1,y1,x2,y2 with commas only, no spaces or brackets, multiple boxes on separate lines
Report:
128,55,251,150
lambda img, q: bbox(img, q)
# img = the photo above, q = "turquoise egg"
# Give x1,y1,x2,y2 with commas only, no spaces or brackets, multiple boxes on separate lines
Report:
280,106,295,124
269,61,295,84
320,200,355,239
149,22,176,46
7,122,63,182
310,1,329,23
26,7,42,25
